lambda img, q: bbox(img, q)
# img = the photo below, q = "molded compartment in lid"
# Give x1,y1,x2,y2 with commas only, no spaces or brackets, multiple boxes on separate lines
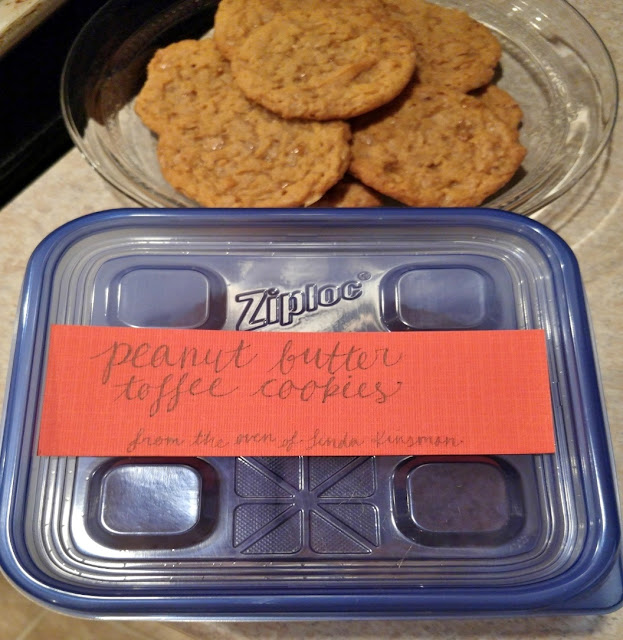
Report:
86,457,219,550
392,456,525,547
96,259,227,329
380,257,517,331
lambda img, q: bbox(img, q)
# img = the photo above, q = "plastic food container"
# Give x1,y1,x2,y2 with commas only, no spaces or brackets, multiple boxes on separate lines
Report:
0,207,621,619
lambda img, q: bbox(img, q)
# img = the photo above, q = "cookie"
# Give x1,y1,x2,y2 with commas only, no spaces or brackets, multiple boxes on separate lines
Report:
311,176,384,208
135,39,231,135
214,0,390,61
158,117,351,208
229,3,417,120
349,83,526,207
383,0,501,92
142,41,350,208
472,84,523,134
214,0,298,60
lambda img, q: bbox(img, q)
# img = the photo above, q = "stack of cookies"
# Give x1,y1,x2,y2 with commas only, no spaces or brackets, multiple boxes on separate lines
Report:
135,0,526,208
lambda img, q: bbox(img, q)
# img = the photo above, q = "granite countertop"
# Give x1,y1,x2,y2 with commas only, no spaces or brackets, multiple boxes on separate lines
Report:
1,0,622,637
0,0,66,55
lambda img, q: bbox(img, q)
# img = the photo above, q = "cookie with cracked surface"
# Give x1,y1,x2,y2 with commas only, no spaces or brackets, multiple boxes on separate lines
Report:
214,0,389,60
383,0,501,92
472,84,523,135
157,115,351,208
137,39,351,207
214,0,298,60
311,176,384,208
349,83,526,207
135,39,232,135
230,4,417,120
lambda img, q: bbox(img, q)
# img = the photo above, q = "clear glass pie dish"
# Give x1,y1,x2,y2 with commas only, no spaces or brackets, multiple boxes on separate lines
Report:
61,0,618,221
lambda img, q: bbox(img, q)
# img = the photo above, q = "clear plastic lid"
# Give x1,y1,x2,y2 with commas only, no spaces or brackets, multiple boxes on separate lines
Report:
0,208,620,619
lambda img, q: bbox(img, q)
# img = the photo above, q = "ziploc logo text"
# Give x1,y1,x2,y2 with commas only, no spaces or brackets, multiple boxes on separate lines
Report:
235,273,369,331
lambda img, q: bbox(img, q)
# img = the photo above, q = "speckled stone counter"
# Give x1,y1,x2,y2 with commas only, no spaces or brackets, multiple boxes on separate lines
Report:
1,0,622,638
0,0,66,55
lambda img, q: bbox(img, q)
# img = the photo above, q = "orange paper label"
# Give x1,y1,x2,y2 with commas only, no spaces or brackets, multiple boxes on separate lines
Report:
37,325,555,457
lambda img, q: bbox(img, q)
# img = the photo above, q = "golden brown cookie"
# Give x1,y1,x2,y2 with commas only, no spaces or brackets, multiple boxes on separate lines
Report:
135,39,231,135
149,46,351,207
311,176,384,208
472,84,523,134
229,3,417,120
214,0,298,60
157,116,351,208
383,0,501,92
136,39,351,207
214,0,391,60
349,83,526,207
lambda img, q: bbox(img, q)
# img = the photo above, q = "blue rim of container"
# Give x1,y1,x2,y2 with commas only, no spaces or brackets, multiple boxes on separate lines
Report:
0,207,621,619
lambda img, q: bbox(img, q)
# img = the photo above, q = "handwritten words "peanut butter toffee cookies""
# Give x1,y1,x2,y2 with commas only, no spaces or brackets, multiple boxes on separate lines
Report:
134,0,526,209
